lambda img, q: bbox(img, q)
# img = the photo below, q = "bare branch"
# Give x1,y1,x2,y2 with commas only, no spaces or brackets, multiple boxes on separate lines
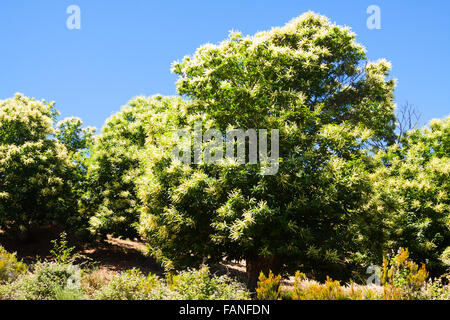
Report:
396,102,421,144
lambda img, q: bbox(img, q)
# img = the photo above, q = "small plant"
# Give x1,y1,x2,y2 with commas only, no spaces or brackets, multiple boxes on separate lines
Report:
50,232,91,266
50,232,77,263
256,270,281,300
0,246,28,284
29,262,83,300
95,266,249,300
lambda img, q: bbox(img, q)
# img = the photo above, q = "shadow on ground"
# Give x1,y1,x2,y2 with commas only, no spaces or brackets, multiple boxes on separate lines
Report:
0,227,163,276
0,227,247,282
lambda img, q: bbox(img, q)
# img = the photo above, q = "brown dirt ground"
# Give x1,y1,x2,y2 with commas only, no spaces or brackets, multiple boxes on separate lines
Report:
0,227,248,282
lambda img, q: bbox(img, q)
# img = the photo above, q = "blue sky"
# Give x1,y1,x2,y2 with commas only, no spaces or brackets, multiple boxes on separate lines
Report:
0,0,449,130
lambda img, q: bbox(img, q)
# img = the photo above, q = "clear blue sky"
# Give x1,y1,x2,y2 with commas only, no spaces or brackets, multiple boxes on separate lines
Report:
0,0,449,130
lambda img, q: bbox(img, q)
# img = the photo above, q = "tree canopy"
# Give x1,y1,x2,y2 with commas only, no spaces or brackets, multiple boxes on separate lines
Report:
0,94,86,237
371,117,450,274
138,12,399,288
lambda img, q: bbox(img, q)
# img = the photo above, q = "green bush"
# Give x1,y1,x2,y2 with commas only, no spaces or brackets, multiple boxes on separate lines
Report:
0,246,28,284
166,267,249,300
50,232,81,264
371,117,450,274
95,267,249,300
0,262,83,300
420,277,450,300
94,268,159,300
440,247,450,269
54,286,86,300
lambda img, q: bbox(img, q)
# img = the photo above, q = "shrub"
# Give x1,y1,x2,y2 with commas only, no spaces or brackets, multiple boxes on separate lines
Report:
1,262,83,300
290,271,380,300
441,247,450,269
292,275,345,300
95,267,249,300
81,268,115,298
381,248,429,300
50,232,74,262
166,267,249,300
94,268,159,300
54,286,86,300
0,246,28,284
420,277,450,300
256,271,281,300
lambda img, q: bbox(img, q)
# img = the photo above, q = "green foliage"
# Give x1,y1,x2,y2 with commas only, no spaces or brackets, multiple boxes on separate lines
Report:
173,11,396,144
95,267,249,300
0,261,83,300
166,267,249,300
1,257,445,300
381,248,429,299
441,247,450,268
376,248,449,300
138,12,396,283
50,232,77,264
294,277,347,300
56,117,94,154
94,268,159,300
371,117,450,273
0,94,90,235
0,12,448,300
256,271,281,300
55,117,95,234
0,246,28,284
83,95,187,239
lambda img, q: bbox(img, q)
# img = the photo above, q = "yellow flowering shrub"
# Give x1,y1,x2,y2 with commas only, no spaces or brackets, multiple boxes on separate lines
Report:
256,271,281,300
382,248,429,300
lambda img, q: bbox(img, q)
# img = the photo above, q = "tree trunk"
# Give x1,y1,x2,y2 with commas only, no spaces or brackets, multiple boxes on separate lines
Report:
246,255,281,293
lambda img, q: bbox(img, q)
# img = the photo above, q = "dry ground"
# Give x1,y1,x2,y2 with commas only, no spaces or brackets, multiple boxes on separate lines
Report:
0,227,248,283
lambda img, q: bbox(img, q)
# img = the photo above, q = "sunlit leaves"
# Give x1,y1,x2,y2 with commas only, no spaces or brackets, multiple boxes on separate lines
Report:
371,117,450,272
0,94,82,233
